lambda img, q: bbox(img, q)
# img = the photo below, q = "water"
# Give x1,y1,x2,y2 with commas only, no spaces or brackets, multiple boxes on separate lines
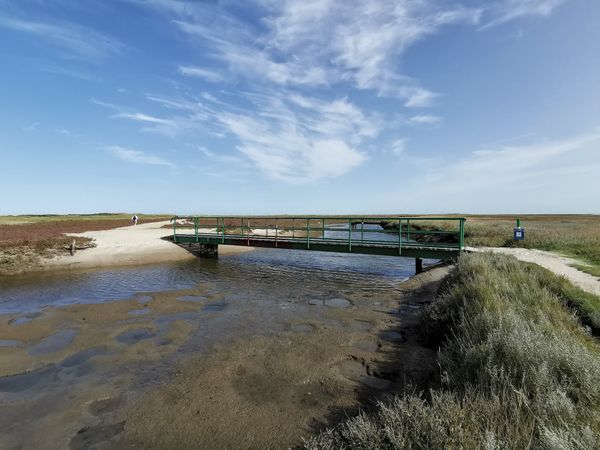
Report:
0,246,435,315
0,246,437,449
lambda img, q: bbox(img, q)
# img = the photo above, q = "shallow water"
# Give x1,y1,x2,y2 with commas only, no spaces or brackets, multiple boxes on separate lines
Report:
0,246,434,315
0,247,437,449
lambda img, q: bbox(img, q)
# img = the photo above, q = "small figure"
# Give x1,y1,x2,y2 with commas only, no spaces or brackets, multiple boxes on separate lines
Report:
132,214,139,226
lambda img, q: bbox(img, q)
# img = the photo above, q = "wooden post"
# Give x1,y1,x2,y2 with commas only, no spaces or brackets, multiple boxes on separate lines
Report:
415,257,423,274
70,239,76,256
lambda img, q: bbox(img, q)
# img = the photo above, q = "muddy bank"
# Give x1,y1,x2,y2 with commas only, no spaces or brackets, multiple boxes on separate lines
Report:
113,266,449,449
0,256,448,449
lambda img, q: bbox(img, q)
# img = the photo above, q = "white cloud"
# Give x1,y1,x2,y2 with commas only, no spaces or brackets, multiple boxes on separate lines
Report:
0,15,123,61
107,146,174,168
178,65,223,82
481,0,568,29
159,1,480,98
390,139,407,155
395,129,600,212
112,112,173,125
208,92,373,182
409,114,442,125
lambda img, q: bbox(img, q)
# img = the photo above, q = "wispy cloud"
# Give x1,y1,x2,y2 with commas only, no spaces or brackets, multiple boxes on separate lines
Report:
178,65,223,82
481,0,568,29
0,15,124,61
23,121,39,132
409,114,442,125
395,129,600,212
112,112,173,125
107,146,174,168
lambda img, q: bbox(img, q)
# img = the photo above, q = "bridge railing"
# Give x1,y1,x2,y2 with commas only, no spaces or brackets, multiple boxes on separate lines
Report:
171,216,466,253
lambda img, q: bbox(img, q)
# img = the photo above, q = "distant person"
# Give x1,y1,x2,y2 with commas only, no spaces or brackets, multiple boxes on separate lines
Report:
132,215,139,226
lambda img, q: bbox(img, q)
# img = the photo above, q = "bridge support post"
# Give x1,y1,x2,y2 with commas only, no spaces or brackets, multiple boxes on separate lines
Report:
415,257,423,274
193,243,219,258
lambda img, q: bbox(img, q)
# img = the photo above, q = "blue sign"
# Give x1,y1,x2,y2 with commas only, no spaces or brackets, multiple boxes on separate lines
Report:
514,227,525,241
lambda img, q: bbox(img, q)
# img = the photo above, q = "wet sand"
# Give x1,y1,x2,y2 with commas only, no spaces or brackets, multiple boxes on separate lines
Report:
0,263,449,449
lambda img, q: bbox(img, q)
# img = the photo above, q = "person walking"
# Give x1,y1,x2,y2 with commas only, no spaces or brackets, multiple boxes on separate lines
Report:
132,215,139,226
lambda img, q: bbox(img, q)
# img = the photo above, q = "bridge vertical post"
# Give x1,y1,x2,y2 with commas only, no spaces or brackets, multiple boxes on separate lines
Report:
275,218,278,247
247,218,250,246
348,218,352,252
322,218,325,240
306,218,310,249
407,219,411,242
292,218,295,239
398,219,402,255
221,218,225,244
416,257,423,274
459,218,465,251
173,217,177,243
361,219,364,242
195,217,198,243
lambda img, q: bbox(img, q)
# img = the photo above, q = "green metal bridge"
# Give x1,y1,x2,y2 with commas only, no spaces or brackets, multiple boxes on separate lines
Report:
171,216,466,273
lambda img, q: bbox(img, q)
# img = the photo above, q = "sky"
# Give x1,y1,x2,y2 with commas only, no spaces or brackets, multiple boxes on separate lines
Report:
0,0,599,215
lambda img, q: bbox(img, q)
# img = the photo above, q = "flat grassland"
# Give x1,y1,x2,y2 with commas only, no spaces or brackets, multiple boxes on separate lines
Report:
0,214,171,275
406,214,600,276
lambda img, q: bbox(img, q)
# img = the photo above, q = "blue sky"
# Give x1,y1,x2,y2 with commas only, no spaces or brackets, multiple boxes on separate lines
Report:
1,0,598,215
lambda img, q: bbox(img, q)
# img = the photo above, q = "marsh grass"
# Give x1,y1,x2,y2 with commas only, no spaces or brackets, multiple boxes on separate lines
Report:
305,253,600,449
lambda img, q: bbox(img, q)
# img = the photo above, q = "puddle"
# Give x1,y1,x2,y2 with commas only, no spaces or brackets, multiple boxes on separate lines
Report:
0,365,57,393
291,323,315,334
10,317,33,325
128,308,151,316
61,348,105,368
177,295,207,302
155,312,199,325
202,302,228,312
116,329,156,345
28,329,78,356
0,339,21,347
324,298,351,309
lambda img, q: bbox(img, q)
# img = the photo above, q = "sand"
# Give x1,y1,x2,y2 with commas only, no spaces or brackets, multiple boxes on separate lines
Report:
468,246,600,296
48,220,251,271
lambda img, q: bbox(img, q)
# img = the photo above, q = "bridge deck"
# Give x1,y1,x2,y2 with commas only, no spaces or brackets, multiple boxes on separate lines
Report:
171,216,466,260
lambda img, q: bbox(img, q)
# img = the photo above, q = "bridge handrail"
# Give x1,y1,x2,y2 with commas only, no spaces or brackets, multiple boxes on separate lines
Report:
172,216,466,254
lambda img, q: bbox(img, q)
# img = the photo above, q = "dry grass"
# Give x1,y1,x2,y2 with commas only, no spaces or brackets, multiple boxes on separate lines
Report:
305,253,600,449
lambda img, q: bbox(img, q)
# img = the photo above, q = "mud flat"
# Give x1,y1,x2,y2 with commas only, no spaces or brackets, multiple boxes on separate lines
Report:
0,255,449,449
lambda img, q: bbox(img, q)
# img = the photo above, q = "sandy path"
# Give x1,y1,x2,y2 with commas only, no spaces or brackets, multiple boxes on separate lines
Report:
49,220,250,270
468,247,600,296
